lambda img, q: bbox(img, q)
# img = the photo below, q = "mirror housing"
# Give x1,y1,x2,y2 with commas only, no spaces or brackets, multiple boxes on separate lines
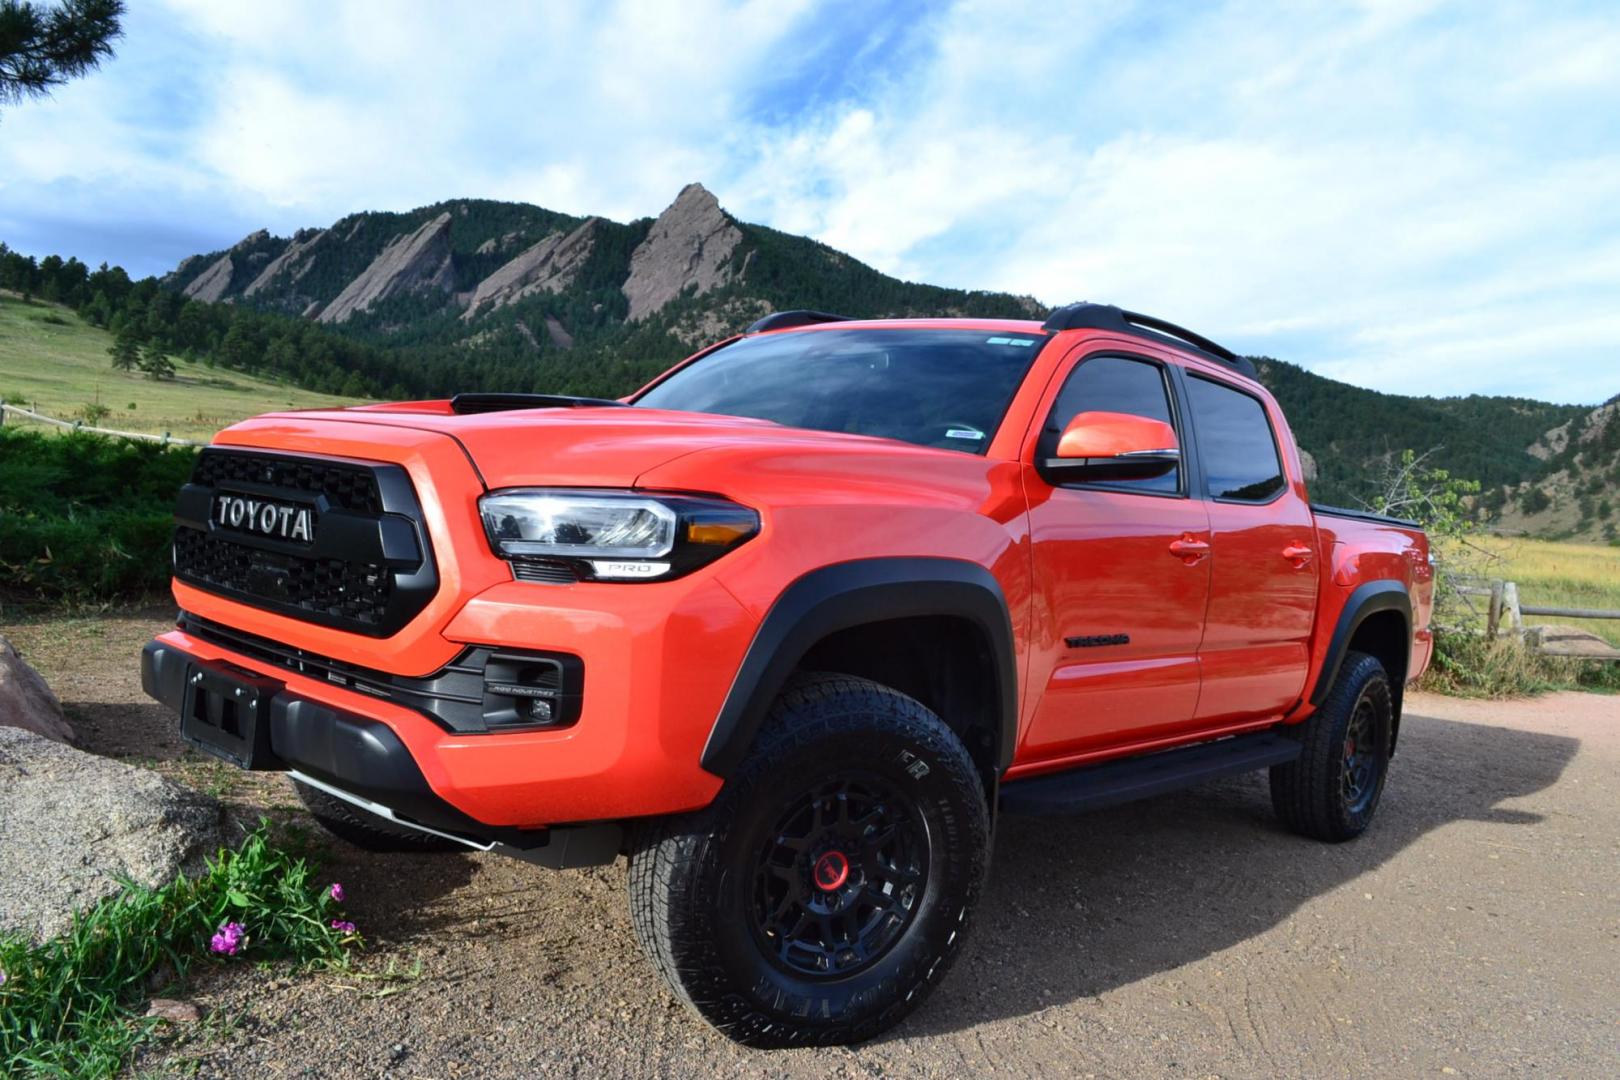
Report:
1041,410,1180,484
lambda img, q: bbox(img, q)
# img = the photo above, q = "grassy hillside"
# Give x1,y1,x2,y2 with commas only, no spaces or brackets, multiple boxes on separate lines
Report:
0,292,359,441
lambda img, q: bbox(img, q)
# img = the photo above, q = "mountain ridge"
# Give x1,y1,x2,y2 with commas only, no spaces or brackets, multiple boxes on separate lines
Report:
5,183,1613,535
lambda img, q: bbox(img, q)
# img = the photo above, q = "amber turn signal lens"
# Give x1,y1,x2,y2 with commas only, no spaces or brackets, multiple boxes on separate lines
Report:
686,520,754,546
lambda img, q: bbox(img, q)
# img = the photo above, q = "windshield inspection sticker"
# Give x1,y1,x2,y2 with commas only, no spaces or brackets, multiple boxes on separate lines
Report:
985,336,1036,347
946,427,986,441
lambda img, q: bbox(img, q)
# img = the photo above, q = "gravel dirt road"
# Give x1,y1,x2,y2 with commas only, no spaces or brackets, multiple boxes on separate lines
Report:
4,610,1616,1078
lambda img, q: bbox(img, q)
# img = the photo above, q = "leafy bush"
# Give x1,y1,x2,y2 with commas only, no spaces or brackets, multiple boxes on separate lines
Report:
1423,634,1620,697
0,825,359,1079
0,429,196,606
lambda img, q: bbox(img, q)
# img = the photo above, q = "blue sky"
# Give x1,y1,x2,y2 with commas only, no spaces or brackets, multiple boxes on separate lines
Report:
2,0,1617,403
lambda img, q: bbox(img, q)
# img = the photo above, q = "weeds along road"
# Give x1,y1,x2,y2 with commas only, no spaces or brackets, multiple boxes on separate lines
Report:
6,610,1618,1078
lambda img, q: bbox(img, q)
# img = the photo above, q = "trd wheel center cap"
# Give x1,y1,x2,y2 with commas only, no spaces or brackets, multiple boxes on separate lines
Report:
813,850,850,891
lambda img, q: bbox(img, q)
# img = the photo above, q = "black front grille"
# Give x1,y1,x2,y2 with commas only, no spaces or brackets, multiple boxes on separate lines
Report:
172,448,437,637
193,450,383,514
174,529,393,628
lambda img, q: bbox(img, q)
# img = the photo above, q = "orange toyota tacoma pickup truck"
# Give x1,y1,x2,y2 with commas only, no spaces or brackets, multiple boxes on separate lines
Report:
143,303,1433,1046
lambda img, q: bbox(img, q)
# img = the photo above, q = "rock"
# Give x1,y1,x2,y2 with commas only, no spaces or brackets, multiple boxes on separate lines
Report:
243,228,325,297
1298,447,1319,483
622,183,744,322
182,254,234,302
161,253,201,286
146,998,202,1023
318,212,456,324
543,315,574,349
0,727,231,943
0,634,72,743
461,218,598,321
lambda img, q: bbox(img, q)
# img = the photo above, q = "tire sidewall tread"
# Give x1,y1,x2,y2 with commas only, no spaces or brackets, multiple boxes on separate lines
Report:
1270,650,1393,843
629,672,990,1047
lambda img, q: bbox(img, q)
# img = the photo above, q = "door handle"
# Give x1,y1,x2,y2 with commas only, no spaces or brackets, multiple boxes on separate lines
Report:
1168,536,1210,563
1282,543,1313,567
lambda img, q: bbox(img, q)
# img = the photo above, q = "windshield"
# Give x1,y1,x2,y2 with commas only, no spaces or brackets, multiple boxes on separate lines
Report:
633,328,1045,454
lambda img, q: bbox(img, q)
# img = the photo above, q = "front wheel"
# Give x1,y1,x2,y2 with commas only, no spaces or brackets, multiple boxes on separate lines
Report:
1270,650,1394,842
628,673,990,1047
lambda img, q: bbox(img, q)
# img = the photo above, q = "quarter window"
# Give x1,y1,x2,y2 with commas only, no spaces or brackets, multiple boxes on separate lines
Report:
1040,355,1180,494
1185,376,1285,502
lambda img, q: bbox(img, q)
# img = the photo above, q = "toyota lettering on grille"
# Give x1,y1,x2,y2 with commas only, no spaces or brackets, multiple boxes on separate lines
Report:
212,494,315,543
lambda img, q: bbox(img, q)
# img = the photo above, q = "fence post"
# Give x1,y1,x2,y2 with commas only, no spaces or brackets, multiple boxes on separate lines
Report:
1501,580,1523,637
1487,579,1504,639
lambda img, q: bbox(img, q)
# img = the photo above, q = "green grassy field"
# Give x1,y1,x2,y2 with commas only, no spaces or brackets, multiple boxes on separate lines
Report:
0,292,360,441
1474,535,1620,647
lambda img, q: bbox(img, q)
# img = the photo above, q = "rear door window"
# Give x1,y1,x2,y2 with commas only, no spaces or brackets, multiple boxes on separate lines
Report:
1185,376,1286,502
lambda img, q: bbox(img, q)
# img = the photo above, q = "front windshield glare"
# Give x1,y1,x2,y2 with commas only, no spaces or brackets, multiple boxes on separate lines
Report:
633,328,1044,454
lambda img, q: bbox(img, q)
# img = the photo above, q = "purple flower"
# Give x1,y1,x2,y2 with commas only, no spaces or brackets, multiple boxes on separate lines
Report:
328,883,346,903
0,967,8,987
330,919,357,934
210,921,245,956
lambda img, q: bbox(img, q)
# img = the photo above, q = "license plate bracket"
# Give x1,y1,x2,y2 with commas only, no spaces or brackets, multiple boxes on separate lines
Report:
180,659,283,770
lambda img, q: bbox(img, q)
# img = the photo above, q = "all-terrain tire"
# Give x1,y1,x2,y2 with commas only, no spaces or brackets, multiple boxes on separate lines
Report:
293,780,462,853
628,672,990,1047
1270,650,1394,842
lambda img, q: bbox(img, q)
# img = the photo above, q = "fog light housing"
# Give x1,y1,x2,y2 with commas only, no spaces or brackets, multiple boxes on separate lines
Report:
480,653,583,731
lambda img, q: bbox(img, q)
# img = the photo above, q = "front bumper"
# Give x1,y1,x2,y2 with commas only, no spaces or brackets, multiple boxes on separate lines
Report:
142,638,621,867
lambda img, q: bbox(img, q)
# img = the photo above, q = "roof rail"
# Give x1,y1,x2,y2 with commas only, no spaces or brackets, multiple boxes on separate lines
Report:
745,310,854,334
1041,302,1258,380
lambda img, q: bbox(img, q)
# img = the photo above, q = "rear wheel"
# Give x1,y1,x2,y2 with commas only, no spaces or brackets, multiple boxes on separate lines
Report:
293,780,462,853
628,673,990,1047
1270,650,1393,842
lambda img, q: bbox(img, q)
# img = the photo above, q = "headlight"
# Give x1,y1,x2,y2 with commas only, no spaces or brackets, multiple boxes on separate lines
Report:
479,489,758,582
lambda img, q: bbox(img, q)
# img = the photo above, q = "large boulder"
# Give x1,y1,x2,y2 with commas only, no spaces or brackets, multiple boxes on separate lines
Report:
0,634,73,743
0,727,231,942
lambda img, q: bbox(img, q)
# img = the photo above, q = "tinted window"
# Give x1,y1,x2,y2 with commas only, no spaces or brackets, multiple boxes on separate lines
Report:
1042,355,1180,493
634,328,1043,453
1186,376,1285,501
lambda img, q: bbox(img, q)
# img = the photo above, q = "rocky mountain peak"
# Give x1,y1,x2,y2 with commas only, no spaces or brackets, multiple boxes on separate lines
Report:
316,212,455,324
461,217,599,322
243,228,324,298
181,253,234,302
622,182,744,321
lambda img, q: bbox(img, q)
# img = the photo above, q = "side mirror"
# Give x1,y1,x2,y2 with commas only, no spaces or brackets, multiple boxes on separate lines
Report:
1041,411,1179,483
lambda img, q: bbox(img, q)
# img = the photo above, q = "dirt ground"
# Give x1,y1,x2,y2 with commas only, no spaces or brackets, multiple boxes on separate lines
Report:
4,608,1618,1079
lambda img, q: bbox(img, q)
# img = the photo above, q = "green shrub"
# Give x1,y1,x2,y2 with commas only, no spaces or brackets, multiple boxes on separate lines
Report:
0,824,359,1079
1420,633,1620,697
0,429,196,606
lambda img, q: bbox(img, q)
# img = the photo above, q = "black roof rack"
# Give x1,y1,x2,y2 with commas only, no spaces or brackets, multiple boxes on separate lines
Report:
745,310,854,334
1041,302,1257,380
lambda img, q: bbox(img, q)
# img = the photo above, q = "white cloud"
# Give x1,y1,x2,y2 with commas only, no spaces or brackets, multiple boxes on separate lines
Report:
0,0,1615,402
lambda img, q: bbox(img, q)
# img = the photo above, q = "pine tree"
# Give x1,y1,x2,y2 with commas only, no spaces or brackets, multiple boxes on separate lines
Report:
137,341,174,380
0,0,124,112
107,326,139,372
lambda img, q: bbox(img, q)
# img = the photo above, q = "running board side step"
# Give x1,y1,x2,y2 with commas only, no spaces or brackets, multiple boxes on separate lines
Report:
999,731,1302,816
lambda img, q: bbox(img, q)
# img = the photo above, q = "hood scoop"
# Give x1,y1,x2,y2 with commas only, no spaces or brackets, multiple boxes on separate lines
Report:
449,393,629,415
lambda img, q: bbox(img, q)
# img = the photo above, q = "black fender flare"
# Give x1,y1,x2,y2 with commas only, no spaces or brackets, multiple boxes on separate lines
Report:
1309,580,1412,707
700,557,1019,778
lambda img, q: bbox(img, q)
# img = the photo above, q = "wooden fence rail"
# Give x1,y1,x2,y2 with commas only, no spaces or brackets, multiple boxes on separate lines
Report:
1520,605,1620,620
0,400,204,447
1454,576,1620,660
